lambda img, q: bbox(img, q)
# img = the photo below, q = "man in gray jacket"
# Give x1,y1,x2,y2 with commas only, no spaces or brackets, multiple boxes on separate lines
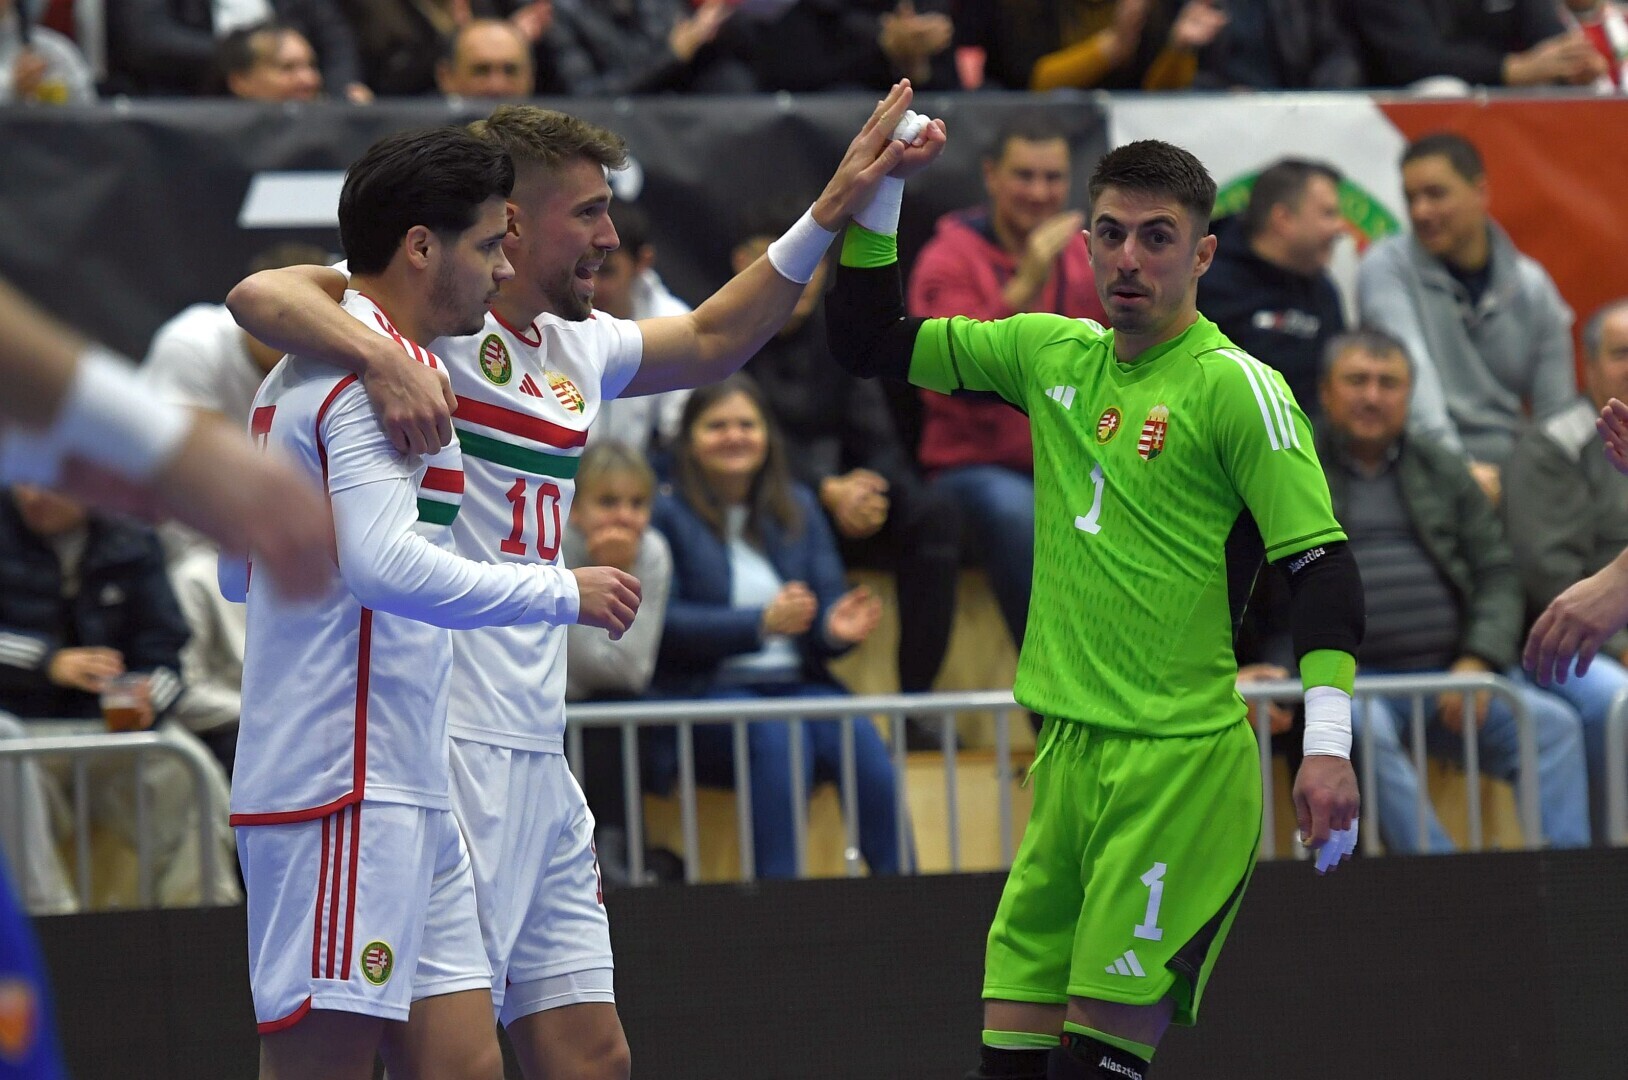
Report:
1506,298,1628,837
1357,132,1576,508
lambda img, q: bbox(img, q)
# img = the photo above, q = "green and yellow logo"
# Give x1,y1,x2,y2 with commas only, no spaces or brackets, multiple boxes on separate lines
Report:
361,941,394,986
1213,173,1400,251
479,334,512,385
1096,407,1122,444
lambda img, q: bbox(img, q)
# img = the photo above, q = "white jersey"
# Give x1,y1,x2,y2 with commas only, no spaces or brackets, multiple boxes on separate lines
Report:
140,302,265,426
232,294,581,822
436,310,643,752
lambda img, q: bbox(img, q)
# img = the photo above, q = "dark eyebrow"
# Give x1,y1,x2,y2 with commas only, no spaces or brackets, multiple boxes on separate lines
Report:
1093,212,1180,231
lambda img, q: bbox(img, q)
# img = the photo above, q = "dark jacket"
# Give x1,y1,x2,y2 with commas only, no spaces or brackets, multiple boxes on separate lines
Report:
749,0,957,91
906,207,1104,474
1316,420,1524,669
0,498,188,722
1195,0,1362,88
651,484,854,696
1344,0,1564,87
1198,217,1347,416
107,0,364,95
744,302,918,496
958,0,1181,91
543,0,757,95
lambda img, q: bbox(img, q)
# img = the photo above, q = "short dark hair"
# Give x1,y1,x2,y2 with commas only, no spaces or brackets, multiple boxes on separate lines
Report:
1087,140,1217,237
1319,327,1413,381
1242,159,1342,241
1583,299,1628,361
984,113,1070,164
215,20,292,86
338,127,515,276
674,373,801,543
468,105,627,176
1400,132,1484,182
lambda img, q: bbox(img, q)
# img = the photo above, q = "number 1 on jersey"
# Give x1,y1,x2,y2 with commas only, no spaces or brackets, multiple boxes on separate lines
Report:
501,478,562,560
1075,462,1105,535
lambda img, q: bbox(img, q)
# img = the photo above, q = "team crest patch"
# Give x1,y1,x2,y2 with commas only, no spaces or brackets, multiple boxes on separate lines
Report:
479,334,512,385
1096,407,1122,444
547,371,586,413
361,941,394,986
0,979,37,1063
1137,405,1169,461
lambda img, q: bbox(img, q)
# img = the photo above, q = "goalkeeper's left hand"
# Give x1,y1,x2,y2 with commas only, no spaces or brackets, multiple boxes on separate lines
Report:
1293,754,1360,874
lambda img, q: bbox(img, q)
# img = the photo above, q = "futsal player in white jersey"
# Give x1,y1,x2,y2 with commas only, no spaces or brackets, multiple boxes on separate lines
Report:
228,82,944,1079
227,127,641,1080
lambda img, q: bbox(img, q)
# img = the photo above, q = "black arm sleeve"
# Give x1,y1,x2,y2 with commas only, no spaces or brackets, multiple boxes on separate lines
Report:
1275,541,1365,660
824,259,926,382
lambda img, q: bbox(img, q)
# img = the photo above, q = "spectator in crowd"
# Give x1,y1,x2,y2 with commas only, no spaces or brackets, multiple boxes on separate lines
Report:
1345,0,1604,88
1560,0,1628,91
540,0,757,95
0,485,241,904
0,707,75,914
733,206,962,707
751,0,956,91
215,20,321,101
906,114,1105,651
108,0,370,99
1193,0,1361,88
338,0,463,96
0,0,95,103
959,0,1227,91
1312,330,1590,852
563,442,679,885
1506,297,1628,837
1199,158,1348,416
588,201,692,458
141,243,327,773
1358,133,1576,508
436,16,534,100
650,375,906,878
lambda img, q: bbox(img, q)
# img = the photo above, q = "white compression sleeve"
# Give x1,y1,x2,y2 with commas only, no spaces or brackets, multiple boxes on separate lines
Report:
332,476,580,628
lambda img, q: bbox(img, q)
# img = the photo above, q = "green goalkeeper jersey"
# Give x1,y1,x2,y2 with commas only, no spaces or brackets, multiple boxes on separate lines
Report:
910,313,1344,737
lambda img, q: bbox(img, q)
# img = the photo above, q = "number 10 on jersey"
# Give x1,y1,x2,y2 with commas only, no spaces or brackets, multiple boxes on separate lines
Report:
502,478,562,560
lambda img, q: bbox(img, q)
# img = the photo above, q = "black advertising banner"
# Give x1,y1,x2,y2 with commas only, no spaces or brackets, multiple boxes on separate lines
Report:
0,93,1109,359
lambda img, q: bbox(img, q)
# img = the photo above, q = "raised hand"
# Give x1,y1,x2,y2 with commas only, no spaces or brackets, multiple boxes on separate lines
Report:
810,81,917,229
1524,554,1628,685
1598,398,1628,476
572,565,643,640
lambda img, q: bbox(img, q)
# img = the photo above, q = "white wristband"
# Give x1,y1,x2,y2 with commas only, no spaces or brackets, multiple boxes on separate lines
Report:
765,207,837,285
1302,685,1352,759
853,175,904,236
61,346,193,480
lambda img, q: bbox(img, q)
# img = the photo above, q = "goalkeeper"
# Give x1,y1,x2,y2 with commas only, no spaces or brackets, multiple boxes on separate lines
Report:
827,135,1363,1080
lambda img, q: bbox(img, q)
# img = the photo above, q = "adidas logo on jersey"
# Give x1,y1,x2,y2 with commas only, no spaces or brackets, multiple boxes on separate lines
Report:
1045,385,1077,409
518,374,544,397
1104,950,1145,977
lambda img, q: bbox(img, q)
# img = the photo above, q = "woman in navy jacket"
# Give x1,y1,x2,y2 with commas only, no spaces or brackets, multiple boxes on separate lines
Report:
651,374,907,877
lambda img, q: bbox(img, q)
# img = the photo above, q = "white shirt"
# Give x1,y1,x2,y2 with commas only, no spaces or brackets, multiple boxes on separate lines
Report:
434,309,644,753
141,303,267,427
229,294,581,822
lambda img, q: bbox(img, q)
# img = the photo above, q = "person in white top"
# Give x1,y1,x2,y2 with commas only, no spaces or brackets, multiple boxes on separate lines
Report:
228,126,640,1080
227,82,944,1080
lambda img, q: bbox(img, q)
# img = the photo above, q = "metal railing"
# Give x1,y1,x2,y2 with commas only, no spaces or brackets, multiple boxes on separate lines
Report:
1243,672,1538,856
569,674,1546,884
1607,687,1628,846
0,727,227,907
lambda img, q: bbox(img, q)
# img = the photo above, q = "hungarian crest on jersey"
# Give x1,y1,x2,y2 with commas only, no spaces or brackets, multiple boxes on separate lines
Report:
479,334,512,385
361,940,394,986
547,371,586,413
1096,406,1122,444
1137,404,1169,460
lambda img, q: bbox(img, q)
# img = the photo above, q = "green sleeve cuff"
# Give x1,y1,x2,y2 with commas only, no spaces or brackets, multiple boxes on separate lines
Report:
1300,649,1356,695
840,223,898,268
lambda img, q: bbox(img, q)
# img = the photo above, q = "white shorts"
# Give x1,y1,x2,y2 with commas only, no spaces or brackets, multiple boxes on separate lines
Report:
449,739,614,1026
236,801,490,1032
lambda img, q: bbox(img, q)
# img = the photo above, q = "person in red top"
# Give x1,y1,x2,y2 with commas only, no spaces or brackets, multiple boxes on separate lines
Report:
906,114,1105,648
1562,0,1628,89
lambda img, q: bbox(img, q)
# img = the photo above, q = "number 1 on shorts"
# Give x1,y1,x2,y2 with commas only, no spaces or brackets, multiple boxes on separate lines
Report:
1133,862,1166,942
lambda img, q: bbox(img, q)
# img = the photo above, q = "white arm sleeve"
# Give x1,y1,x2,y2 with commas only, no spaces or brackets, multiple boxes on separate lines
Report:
331,478,580,628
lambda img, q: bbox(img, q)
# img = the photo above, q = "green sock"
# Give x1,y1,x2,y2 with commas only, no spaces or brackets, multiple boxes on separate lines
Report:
1062,1021,1154,1063
981,1029,1060,1051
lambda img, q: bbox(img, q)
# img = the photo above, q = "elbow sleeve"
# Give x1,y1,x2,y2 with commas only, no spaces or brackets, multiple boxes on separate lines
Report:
1277,541,1365,660
825,261,923,381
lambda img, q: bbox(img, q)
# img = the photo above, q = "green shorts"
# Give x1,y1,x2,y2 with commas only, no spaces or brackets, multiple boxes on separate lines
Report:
983,717,1260,1026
